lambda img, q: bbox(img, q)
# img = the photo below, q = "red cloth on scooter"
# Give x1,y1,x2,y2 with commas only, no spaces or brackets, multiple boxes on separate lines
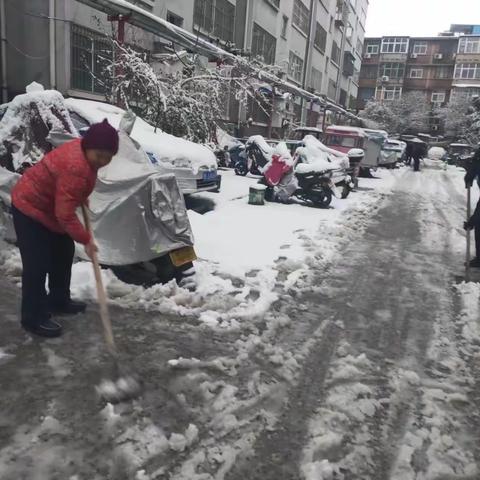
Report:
264,155,292,186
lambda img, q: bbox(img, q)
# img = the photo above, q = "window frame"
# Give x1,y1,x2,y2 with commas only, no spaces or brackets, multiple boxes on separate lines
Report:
458,37,480,54
310,66,323,92
412,42,428,55
379,86,402,101
314,22,327,52
431,91,446,104
292,0,310,36
454,63,480,79
380,62,405,79
193,0,235,43
409,68,424,79
288,50,304,83
366,44,379,55
381,37,409,54
251,23,277,65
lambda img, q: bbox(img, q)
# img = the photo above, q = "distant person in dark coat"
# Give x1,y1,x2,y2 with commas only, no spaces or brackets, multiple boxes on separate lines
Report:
405,142,413,165
464,146,480,267
411,139,424,172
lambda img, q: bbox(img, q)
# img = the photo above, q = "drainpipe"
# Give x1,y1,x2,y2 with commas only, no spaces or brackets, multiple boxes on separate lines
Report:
0,0,7,102
49,0,56,89
335,1,348,106
300,0,315,125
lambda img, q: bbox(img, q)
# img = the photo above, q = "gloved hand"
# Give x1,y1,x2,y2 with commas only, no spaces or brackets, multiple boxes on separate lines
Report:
464,220,475,231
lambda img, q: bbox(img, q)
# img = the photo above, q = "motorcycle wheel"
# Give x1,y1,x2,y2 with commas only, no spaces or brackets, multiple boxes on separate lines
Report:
308,188,332,208
235,163,248,176
341,184,350,199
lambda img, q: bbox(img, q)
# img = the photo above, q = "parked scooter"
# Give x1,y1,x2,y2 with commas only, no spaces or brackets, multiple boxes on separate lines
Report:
261,152,338,208
234,136,271,176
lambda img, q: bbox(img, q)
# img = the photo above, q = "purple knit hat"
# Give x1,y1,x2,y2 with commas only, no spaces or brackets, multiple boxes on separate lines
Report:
81,118,119,155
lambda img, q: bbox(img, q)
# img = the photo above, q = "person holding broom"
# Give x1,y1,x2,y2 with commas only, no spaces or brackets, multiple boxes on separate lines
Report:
11,119,119,338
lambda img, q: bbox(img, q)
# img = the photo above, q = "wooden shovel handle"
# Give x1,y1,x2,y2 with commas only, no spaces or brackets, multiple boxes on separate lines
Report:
81,204,117,356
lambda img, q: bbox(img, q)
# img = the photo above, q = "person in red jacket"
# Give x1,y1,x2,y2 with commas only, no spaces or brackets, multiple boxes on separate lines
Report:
11,119,119,338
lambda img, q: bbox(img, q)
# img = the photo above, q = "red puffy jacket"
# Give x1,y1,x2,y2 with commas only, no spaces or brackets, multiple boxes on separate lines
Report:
12,139,96,245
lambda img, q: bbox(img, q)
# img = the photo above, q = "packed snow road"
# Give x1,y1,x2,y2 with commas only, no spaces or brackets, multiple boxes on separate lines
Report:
1,161,480,480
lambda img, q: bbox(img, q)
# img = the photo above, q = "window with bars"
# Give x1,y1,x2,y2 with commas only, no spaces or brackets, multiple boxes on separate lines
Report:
381,37,409,54
71,24,112,94
292,0,310,35
458,37,480,54
314,23,327,52
311,67,323,92
252,23,277,64
331,41,341,64
193,0,235,42
454,63,480,79
288,51,304,82
380,63,405,78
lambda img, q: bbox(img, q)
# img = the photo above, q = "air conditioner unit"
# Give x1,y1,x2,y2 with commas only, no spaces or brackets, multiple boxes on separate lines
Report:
365,53,372,59
410,53,418,59
381,75,390,82
434,53,443,60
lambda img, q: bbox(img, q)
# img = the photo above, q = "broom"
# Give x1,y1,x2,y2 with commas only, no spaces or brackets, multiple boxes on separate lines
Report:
81,205,141,403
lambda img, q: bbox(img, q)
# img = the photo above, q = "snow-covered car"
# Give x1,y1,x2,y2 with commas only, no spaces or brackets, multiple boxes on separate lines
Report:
382,139,406,163
0,85,196,285
65,98,220,195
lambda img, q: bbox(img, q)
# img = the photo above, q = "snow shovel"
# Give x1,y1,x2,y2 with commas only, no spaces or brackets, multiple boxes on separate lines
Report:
466,186,472,283
81,205,141,403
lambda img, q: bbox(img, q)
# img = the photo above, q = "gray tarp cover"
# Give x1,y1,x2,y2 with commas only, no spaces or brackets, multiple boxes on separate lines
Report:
0,131,194,265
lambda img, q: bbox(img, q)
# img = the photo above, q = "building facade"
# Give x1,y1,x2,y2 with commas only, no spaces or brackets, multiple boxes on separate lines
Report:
1,0,370,136
357,26,480,134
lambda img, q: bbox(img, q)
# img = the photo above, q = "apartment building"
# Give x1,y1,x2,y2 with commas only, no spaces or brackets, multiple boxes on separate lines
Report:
1,0,369,135
357,26,480,133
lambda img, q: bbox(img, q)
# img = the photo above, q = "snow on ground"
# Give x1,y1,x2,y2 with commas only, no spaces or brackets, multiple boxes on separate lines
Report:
63,170,396,330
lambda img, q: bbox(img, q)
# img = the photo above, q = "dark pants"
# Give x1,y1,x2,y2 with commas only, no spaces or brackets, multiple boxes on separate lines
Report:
12,205,75,326
413,157,421,171
472,200,480,259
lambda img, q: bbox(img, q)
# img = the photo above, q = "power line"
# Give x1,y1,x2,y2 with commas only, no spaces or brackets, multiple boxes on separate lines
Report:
5,39,50,60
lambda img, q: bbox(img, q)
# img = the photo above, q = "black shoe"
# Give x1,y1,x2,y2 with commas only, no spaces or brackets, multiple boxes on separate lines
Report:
469,258,480,268
50,299,87,316
21,318,62,338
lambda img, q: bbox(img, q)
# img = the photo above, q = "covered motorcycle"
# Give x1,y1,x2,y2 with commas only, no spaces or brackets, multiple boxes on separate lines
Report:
235,135,272,176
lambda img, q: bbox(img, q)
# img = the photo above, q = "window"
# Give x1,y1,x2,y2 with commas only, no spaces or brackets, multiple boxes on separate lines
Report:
409,68,423,78
289,51,304,82
458,37,480,54
365,43,379,55
292,0,310,35
431,91,446,104
311,67,323,92
71,24,112,94
327,135,357,148
281,15,289,39
452,87,480,100
380,63,405,78
454,63,480,79
252,23,276,64
359,87,375,102
314,23,327,52
412,42,428,55
193,0,235,42
166,11,184,27
434,66,453,79
331,41,341,64
381,37,409,54
379,86,402,101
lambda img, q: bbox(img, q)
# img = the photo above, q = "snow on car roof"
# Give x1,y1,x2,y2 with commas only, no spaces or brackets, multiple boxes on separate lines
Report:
450,143,472,147
326,125,366,136
65,98,216,171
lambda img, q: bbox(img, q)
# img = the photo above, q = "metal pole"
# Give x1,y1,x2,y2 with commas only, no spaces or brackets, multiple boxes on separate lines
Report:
300,0,315,125
0,0,7,102
49,0,56,89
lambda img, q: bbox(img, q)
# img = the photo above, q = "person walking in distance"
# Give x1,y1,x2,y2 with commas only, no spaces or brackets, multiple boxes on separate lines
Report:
11,119,119,337
464,145,480,267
